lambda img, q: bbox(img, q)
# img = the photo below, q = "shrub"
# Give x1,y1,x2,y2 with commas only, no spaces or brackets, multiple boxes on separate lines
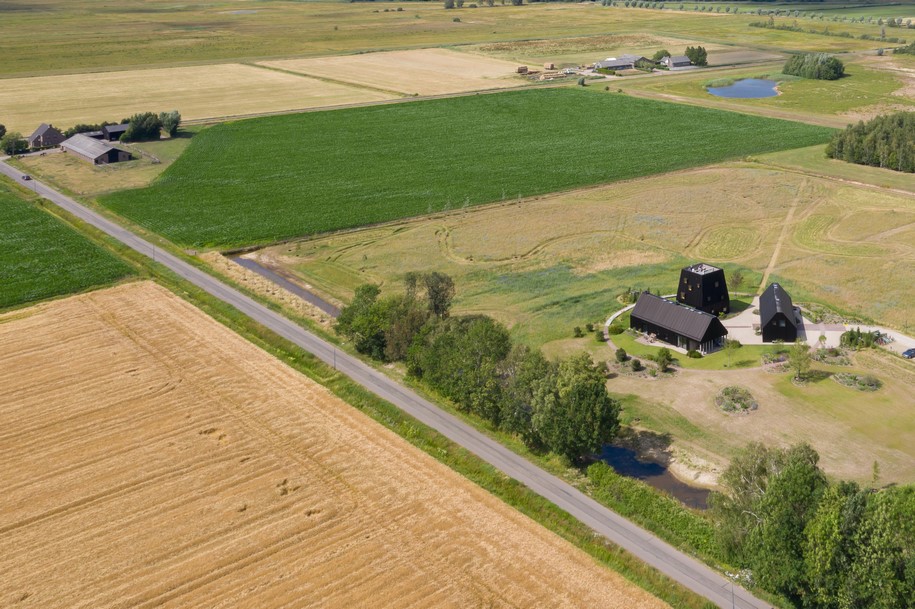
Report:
573,326,584,338
833,373,881,391
630,358,643,372
585,322,594,332
452,17,461,22
615,347,628,363
594,329,606,343
607,324,625,335
782,53,845,80
687,350,702,359
715,385,758,413
839,327,880,349
656,347,673,372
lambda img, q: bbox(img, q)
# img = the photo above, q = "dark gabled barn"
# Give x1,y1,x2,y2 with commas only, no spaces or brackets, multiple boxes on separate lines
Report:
676,263,730,316
760,283,798,342
101,123,129,141
630,292,728,353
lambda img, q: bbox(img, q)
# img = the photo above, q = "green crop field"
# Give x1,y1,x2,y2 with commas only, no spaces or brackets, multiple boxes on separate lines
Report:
103,88,832,248
0,180,134,310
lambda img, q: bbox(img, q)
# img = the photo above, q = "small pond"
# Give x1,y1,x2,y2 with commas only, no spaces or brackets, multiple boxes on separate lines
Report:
600,444,711,510
707,78,778,99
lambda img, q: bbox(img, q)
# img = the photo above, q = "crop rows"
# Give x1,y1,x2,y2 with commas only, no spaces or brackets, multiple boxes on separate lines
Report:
103,88,833,248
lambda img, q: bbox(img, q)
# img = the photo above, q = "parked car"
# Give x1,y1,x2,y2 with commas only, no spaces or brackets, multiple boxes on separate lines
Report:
21,174,31,181
902,348,915,359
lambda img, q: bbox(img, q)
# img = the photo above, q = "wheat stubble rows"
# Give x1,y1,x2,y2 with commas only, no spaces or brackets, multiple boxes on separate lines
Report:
0,282,667,609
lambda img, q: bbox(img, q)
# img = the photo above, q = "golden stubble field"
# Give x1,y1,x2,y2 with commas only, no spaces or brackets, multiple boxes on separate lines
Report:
0,63,394,133
260,48,527,96
0,282,668,609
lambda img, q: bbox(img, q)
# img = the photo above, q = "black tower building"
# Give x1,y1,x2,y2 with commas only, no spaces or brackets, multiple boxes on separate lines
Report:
760,283,798,343
676,263,730,316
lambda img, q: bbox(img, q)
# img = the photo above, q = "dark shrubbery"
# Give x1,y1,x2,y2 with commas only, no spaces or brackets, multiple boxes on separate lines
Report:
783,53,845,80
685,45,708,66
826,111,915,173
337,273,621,461
839,327,880,349
121,112,163,142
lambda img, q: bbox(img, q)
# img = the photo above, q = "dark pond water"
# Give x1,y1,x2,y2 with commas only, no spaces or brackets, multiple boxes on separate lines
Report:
707,78,778,99
600,444,711,510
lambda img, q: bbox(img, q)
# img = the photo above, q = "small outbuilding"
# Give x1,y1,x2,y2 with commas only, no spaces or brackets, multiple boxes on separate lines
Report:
60,134,131,165
677,263,730,316
759,282,798,343
27,123,65,150
101,123,129,141
630,292,728,353
662,55,692,68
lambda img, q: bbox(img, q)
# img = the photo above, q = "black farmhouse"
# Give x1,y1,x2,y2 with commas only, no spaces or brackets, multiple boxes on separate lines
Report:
759,283,798,342
677,263,729,316
630,292,728,353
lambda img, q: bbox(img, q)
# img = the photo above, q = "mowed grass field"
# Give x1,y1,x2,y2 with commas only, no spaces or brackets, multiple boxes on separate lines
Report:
0,1,888,77
0,179,133,310
0,281,670,609
0,64,394,134
102,88,832,248
252,159,914,344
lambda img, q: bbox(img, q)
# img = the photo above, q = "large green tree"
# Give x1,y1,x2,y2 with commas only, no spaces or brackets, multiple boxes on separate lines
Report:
499,345,550,448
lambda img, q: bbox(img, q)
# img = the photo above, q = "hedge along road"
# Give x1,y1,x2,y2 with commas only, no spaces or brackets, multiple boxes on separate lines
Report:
0,160,771,609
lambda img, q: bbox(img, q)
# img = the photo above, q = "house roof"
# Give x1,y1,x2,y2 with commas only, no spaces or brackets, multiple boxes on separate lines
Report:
631,292,727,342
618,54,648,62
61,133,124,160
668,55,691,64
595,59,634,69
103,123,129,135
683,262,722,276
759,283,795,328
28,123,61,143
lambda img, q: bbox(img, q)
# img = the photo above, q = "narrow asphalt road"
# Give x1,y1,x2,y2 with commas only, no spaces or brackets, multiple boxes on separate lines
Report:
1,161,771,609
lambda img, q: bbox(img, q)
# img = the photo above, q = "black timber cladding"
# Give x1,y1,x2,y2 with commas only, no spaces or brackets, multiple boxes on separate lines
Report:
759,283,797,342
630,292,728,351
676,263,729,315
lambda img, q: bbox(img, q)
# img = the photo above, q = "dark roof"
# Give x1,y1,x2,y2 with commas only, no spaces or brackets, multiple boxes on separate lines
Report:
30,123,52,139
631,292,726,342
103,123,129,134
683,262,722,276
595,59,634,69
759,283,795,328
668,55,691,64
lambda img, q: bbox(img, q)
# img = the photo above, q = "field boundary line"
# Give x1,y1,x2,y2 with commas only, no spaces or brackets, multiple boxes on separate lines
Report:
245,62,409,97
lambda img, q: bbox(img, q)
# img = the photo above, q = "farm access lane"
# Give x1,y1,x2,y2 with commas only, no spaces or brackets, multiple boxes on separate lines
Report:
0,159,771,609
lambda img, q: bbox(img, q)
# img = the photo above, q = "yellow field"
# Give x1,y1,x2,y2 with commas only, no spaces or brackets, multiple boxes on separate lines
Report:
0,63,394,133
0,282,668,609
260,48,527,96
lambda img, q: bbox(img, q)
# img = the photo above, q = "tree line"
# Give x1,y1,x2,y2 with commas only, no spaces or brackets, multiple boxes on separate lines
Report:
711,442,914,608
826,111,915,173
335,272,620,461
782,53,845,80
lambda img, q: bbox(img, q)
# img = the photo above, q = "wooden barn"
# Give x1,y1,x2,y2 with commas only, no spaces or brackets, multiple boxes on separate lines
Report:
676,263,730,316
60,134,131,165
760,282,798,343
27,123,65,150
101,123,129,141
630,292,728,353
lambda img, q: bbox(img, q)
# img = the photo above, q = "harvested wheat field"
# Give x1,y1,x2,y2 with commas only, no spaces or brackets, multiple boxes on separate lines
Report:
260,48,526,96
0,64,394,133
0,281,668,609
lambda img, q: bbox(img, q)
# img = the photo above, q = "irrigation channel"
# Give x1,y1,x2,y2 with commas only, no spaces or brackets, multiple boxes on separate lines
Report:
234,255,710,508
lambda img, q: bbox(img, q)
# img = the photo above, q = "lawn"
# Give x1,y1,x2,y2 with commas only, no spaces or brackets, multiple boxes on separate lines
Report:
103,88,832,249
0,179,134,310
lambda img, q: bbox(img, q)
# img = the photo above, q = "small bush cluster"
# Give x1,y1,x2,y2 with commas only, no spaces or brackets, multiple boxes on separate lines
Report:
782,53,845,80
833,373,882,391
840,327,880,349
715,386,758,413
813,347,850,366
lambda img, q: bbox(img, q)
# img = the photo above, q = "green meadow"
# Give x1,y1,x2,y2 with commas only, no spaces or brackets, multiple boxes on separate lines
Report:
103,88,832,248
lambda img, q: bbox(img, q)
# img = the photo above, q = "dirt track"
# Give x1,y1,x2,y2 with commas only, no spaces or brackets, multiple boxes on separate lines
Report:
0,282,668,609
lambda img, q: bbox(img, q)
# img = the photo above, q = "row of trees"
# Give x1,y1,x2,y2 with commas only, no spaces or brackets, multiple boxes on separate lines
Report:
336,273,620,460
826,111,915,173
782,53,845,80
685,46,708,66
711,443,915,608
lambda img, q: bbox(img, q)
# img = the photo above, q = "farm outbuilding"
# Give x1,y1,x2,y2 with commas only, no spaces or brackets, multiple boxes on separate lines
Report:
630,292,728,353
101,123,129,141
676,263,730,316
27,123,65,150
759,282,798,342
60,134,131,165
662,55,692,68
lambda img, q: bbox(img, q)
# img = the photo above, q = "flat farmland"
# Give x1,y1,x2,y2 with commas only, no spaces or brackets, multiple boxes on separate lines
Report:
0,178,133,310
0,281,670,609
0,64,394,133
252,160,914,345
261,48,525,96
102,88,832,248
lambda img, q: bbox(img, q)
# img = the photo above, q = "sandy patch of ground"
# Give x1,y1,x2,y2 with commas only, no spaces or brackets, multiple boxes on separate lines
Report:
0,282,669,609
259,48,526,96
0,63,394,133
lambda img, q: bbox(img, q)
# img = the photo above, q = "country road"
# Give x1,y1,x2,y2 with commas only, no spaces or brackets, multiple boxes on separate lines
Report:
1,160,771,609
